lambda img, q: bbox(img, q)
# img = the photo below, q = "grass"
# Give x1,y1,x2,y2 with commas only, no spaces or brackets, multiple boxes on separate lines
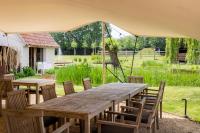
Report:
45,48,200,122
162,86,200,121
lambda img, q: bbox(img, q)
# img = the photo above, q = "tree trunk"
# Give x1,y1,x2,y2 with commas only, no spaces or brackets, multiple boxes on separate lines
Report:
109,51,120,68
74,48,76,55
84,48,86,55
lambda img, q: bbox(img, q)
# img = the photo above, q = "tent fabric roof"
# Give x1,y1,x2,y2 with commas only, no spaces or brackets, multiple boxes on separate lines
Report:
0,0,200,39
20,33,59,48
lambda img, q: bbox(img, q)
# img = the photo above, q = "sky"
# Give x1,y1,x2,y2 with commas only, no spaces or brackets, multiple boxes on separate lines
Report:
110,24,131,39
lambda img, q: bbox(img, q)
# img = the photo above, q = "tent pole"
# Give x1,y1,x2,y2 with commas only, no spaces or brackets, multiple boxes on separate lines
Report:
102,21,106,84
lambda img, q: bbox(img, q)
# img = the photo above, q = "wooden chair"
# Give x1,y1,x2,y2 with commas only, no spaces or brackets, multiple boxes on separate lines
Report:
63,81,75,95
127,76,144,103
6,90,67,132
41,84,57,101
125,82,165,133
3,109,69,133
82,78,92,91
140,81,166,119
97,98,146,133
0,79,13,116
127,76,144,83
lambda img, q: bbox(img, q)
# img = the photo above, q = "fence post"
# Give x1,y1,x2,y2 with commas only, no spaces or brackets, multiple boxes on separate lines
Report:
140,50,142,59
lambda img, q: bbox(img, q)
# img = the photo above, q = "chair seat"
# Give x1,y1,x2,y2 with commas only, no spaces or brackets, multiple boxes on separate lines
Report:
118,111,150,124
29,89,42,94
43,116,59,127
144,104,154,110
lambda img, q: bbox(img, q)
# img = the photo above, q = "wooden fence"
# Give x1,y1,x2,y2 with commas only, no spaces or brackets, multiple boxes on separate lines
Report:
97,50,165,60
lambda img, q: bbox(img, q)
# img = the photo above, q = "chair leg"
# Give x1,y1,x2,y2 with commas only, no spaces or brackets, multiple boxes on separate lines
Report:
152,121,156,133
0,98,2,116
147,127,152,133
80,120,84,133
135,128,139,133
45,126,50,133
156,110,159,129
97,123,101,133
160,101,162,119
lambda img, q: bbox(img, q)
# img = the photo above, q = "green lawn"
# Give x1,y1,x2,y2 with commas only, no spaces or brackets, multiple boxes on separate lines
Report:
162,86,200,121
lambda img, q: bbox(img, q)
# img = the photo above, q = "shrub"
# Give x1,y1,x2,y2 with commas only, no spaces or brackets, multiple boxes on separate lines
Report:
22,67,35,77
141,60,164,68
45,68,55,74
78,58,82,62
83,58,87,63
74,58,77,62
14,67,35,79
91,55,102,64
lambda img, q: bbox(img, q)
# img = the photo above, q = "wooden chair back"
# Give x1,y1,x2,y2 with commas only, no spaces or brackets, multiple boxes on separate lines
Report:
41,84,57,101
97,98,146,133
0,65,6,76
149,81,165,120
127,76,144,83
134,98,146,125
7,90,28,110
3,109,45,133
0,79,13,98
82,78,92,90
122,98,146,125
159,81,166,100
63,81,75,95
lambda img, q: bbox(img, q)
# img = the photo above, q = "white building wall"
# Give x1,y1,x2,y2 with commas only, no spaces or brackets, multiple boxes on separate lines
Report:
4,34,29,68
43,48,55,68
21,47,29,67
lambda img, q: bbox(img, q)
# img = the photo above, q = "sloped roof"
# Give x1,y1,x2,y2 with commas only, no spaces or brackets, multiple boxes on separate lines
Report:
20,33,59,48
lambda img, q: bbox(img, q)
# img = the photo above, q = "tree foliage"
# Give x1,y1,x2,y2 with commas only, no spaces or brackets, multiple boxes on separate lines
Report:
51,21,108,54
165,38,181,63
117,36,165,51
165,38,200,64
185,39,200,64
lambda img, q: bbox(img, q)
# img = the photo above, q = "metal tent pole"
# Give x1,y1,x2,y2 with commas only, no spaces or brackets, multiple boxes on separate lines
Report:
102,21,106,84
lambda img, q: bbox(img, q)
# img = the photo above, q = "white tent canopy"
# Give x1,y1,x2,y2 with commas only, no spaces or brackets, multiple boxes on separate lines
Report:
1,0,200,39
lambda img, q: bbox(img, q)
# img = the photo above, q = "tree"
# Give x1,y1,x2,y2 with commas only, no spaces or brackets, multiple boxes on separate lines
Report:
71,40,78,55
185,39,200,64
165,38,180,63
91,42,97,54
82,41,88,55
51,21,111,55
118,36,135,50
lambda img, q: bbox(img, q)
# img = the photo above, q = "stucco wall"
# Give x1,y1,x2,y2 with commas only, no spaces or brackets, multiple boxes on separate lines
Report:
43,48,55,67
5,34,29,68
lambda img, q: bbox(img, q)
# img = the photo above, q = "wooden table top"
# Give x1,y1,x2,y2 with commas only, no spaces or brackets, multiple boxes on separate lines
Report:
28,83,147,118
68,83,147,101
13,78,55,86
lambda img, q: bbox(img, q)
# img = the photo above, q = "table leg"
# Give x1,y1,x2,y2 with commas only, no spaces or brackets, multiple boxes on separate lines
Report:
27,86,30,104
84,116,90,133
111,100,115,122
36,85,39,104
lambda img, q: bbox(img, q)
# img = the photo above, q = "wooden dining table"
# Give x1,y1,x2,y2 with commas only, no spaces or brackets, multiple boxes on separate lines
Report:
12,78,55,104
28,83,147,133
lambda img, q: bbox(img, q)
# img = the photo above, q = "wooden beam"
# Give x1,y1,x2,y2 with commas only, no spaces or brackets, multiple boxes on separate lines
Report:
102,22,106,84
